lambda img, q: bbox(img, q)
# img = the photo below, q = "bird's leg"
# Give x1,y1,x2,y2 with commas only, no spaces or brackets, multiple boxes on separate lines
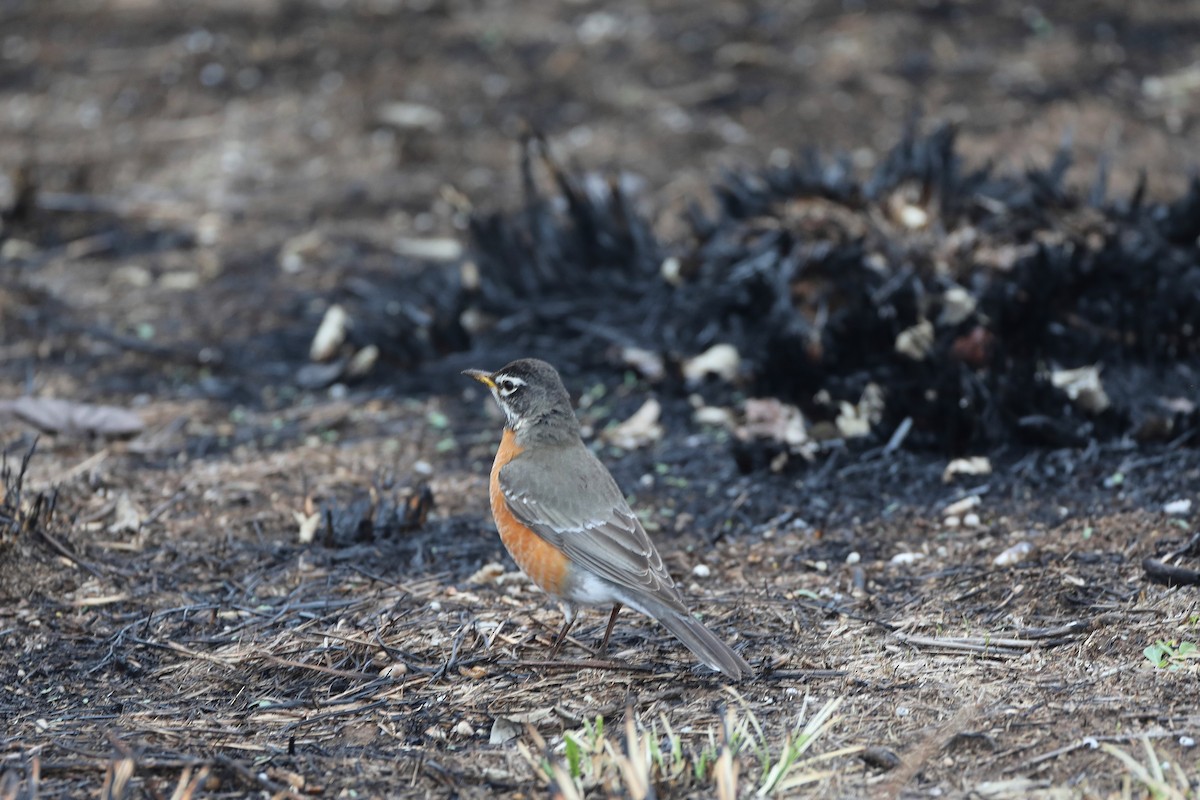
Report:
597,603,622,653
547,607,577,658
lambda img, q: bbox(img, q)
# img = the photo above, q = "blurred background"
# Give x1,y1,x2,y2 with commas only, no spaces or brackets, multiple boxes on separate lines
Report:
1,0,1198,404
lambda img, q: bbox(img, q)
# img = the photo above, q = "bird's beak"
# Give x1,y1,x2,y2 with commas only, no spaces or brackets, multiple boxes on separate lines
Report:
462,368,496,389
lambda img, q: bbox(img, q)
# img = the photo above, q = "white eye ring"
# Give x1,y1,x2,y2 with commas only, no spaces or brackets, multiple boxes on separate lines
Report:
494,379,523,398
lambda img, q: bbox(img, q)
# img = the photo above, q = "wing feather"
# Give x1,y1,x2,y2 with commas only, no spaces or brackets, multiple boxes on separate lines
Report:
498,445,686,612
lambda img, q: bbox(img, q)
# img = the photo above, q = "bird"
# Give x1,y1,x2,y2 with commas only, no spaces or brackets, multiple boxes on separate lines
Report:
463,358,753,680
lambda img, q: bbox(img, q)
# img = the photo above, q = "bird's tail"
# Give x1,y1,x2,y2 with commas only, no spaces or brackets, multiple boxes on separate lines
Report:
655,608,754,681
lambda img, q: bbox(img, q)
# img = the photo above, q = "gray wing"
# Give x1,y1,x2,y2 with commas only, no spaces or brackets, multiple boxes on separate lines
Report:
498,444,687,612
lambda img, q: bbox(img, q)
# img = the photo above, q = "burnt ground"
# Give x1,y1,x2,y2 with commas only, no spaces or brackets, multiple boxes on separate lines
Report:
2,0,1200,798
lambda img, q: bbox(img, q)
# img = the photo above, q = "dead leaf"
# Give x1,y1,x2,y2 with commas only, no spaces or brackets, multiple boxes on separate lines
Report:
836,384,884,439
943,456,992,483
108,492,143,534
0,397,144,437
467,562,506,585
489,708,554,745
1049,365,1111,414
619,346,665,382
602,398,662,450
895,319,934,361
489,716,521,746
682,343,740,384
938,286,976,326
295,511,321,544
738,398,809,449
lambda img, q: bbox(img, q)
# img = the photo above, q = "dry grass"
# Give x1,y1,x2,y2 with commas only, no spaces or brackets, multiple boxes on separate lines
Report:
2,416,1199,797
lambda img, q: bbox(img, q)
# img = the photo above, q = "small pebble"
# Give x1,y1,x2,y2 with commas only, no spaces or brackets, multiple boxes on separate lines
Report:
890,552,923,565
1164,499,1192,515
942,495,981,516
963,512,981,527
380,663,408,678
994,541,1033,567
845,551,861,565
691,564,711,578
944,515,960,528
310,304,349,361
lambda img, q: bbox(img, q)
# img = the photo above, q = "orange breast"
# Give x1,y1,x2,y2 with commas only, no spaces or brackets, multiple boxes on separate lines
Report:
490,428,570,596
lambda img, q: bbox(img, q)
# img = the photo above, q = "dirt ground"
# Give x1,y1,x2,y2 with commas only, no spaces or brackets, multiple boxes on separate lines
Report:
3,0,1200,798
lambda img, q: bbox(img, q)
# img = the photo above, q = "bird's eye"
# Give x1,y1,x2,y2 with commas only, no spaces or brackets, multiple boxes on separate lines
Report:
498,378,517,395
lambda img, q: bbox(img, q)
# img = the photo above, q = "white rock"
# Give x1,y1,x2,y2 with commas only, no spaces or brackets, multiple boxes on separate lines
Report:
1164,499,1192,515
898,203,928,230
691,564,711,579
393,237,462,261
380,662,408,678
660,256,682,286
994,541,1033,567
963,512,981,528
942,495,981,516
310,304,349,362
890,552,924,565
377,102,444,131
939,286,976,326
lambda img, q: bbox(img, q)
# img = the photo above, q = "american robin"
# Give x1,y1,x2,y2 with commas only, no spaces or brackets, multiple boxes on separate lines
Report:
464,358,753,680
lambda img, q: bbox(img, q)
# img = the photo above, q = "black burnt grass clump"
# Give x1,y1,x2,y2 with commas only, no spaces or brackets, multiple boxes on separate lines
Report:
462,126,1200,455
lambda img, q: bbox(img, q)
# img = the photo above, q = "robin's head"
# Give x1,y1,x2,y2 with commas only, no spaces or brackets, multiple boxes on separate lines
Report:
463,358,580,440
